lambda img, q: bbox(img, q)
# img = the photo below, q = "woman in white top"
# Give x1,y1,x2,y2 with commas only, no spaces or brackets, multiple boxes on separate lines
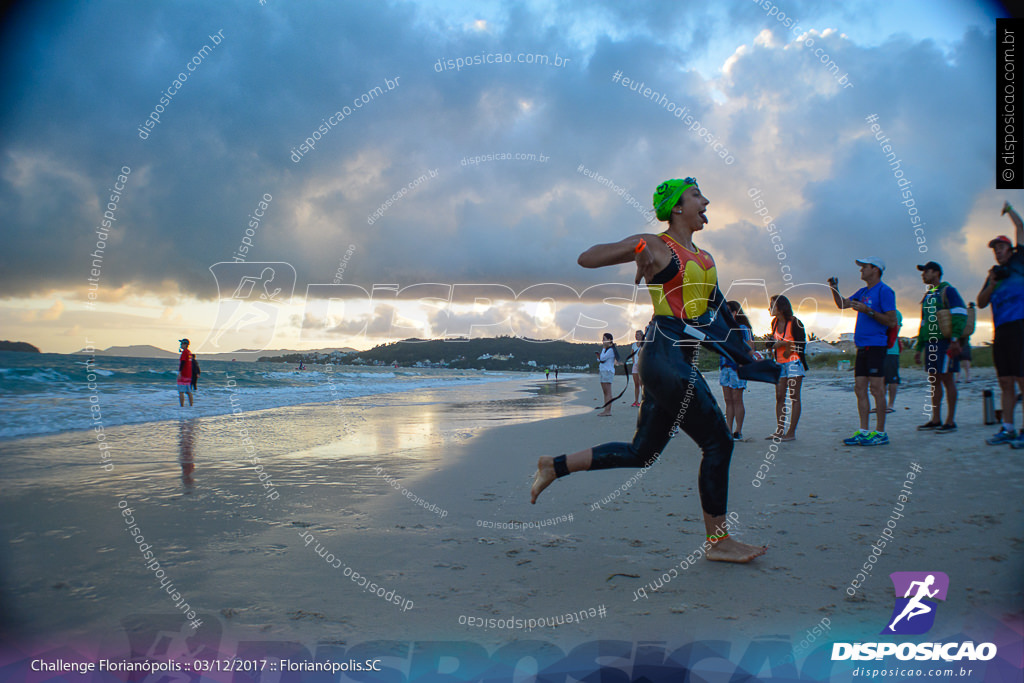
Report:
596,332,618,416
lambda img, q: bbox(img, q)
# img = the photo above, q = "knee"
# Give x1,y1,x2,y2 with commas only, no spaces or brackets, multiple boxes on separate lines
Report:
709,429,734,458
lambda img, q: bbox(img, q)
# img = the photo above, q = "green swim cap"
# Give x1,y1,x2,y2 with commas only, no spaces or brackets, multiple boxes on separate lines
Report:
653,177,698,221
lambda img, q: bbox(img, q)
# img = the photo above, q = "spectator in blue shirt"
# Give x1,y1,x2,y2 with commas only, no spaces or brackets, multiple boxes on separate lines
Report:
980,202,1024,446
828,257,898,446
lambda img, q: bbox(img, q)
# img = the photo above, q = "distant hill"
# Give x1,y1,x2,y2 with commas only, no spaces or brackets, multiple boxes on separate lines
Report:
69,344,358,361
327,336,603,371
72,344,178,358
0,340,41,353
332,336,728,372
203,347,358,361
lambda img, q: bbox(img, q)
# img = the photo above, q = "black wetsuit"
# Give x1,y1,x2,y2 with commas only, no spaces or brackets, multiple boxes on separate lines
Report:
590,317,733,515
578,235,779,517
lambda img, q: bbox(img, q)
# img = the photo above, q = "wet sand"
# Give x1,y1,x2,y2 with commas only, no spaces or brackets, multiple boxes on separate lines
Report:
1,369,1021,675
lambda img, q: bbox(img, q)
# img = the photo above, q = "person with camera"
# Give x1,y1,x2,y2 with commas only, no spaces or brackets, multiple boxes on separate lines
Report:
595,332,620,416
979,202,1024,445
914,261,966,433
827,258,898,446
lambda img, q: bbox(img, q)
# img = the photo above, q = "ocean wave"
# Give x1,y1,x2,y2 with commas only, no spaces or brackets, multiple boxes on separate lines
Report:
0,359,523,439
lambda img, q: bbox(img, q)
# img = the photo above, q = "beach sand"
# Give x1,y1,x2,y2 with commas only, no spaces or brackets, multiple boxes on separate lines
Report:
1,368,1021,669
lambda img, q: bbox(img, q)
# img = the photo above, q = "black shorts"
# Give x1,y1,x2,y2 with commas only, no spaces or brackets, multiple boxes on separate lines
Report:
994,320,1024,377
883,354,900,384
855,346,887,378
956,342,972,362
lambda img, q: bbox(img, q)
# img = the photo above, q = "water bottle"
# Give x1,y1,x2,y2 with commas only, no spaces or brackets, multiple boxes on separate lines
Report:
984,389,997,425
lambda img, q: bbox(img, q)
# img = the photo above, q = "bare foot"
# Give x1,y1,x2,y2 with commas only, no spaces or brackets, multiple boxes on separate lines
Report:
530,456,557,504
705,536,767,563
597,411,611,417
765,431,783,440
779,434,796,442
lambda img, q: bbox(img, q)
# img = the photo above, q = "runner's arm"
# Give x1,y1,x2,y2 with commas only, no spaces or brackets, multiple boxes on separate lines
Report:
578,235,652,268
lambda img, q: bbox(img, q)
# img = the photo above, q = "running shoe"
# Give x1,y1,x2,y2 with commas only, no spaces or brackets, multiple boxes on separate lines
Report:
843,430,869,446
936,423,957,434
1011,435,1024,449
861,431,890,446
917,421,941,431
986,428,1018,445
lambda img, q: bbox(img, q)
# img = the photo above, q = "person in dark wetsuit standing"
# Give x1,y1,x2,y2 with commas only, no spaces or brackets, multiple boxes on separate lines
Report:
530,178,770,564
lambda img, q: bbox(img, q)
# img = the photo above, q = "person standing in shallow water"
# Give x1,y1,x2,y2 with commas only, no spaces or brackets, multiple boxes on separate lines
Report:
531,177,769,563
176,338,194,407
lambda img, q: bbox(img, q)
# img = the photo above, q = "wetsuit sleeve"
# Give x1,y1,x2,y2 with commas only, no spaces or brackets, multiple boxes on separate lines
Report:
710,287,746,349
946,285,967,338
708,285,728,317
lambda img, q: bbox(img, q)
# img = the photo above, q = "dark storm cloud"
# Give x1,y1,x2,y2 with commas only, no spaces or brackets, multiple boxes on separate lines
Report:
0,0,1002,314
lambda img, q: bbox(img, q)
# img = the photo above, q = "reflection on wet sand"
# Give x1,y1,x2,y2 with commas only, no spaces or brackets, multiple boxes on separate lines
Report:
178,418,196,490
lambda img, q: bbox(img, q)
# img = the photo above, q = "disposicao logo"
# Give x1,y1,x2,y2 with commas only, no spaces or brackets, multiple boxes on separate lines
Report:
882,571,948,635
832,571,998,662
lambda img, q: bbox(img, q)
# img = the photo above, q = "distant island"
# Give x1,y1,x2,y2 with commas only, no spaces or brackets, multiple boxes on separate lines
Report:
72,344,179,359
70,344,359,361
0,340,41,353
261,336,629,373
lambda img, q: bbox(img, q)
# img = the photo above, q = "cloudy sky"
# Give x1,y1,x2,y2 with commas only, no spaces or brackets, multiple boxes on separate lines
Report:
0,0,1015,353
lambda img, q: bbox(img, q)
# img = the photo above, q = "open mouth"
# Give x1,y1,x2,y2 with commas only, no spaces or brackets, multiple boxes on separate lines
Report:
699,210,708,224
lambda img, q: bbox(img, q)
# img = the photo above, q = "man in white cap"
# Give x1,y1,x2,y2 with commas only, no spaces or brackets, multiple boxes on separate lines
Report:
828,258,898,446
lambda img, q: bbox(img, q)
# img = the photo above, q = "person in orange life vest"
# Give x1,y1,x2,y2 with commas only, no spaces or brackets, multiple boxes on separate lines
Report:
767,294,807,441
530,177,769,564
177,338,194,407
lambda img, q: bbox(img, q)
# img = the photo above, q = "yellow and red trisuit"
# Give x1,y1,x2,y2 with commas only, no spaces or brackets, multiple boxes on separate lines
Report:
647,233,717,319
